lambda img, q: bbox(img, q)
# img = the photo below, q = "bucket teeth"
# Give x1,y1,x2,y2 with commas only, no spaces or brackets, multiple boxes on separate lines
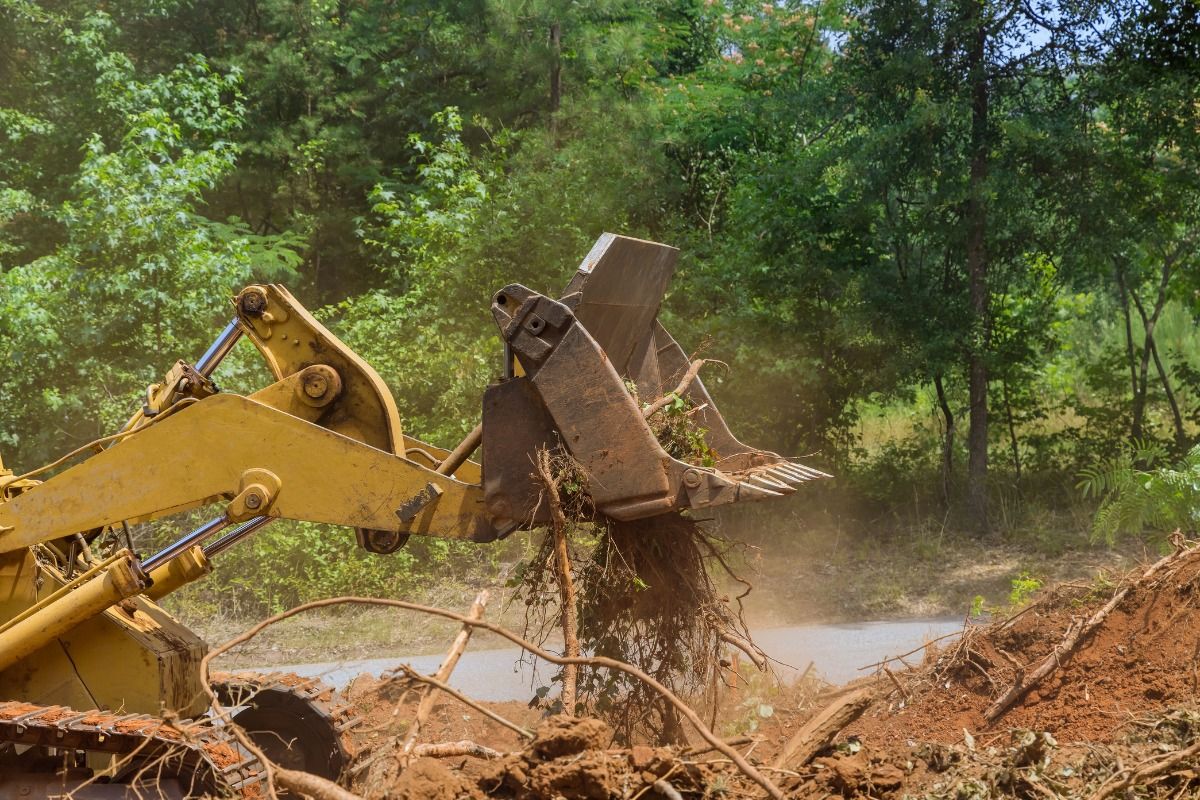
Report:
766,466,807,486
749,472,795,492
735,481,784,499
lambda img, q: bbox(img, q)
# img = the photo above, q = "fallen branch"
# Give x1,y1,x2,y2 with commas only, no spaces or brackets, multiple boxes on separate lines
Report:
858,627,967,672
772,685,878,770
1087,737,1200,800
402,590,489,753
641,359,722,419
882,666,910,703
411,740,507,760
985,535,1189,723
394,665,534,739
720,632,767,670
208,595,785,800
680,735,755,757
653,778,684,800
276,768,361,800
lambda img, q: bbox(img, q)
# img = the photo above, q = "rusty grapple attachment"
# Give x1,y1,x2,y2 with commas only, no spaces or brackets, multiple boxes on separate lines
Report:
480,233,828,530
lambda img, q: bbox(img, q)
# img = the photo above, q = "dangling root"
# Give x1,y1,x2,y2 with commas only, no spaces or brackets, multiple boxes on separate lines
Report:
576,514,765,743
534,448,581,714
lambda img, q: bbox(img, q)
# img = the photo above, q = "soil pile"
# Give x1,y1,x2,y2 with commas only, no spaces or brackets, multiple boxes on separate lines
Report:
332,543,1200,799
344,678,742,800
851,542,1200,748
770,541,1200,798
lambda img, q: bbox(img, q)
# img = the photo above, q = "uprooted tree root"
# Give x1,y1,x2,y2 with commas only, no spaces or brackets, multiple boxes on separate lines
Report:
204,594,785,800
518,447,765,744
575,514,765,744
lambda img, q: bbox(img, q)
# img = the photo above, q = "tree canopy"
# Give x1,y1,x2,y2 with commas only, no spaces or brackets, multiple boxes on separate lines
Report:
2,0,1198,541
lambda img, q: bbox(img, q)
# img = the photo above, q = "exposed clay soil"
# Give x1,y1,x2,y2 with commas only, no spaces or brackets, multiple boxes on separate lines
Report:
849,544,1200,748
331,543,1200,799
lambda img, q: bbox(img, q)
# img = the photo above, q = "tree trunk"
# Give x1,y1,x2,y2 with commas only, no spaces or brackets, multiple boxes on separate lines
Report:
1147,336,1185,448
965,12,991,536
548,22,562,133
1002,379,1021,485
1116,265,1143,439
1130,261,1177,445
934,374,955,509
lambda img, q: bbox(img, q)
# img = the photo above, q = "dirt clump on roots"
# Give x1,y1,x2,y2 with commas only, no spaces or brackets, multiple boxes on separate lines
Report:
514,492,764,743
477,716,736,800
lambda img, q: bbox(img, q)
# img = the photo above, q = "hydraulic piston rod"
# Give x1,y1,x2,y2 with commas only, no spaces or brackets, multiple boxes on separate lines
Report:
141,516,231,573
203,515,271,557
195,319,243,378
143,516,272,601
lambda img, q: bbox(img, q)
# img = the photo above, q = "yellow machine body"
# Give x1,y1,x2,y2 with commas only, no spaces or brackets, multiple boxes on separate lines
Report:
0,548,209,719
0,235,825,793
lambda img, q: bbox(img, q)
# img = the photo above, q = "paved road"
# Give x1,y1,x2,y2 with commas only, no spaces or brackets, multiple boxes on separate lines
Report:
268,616,963,700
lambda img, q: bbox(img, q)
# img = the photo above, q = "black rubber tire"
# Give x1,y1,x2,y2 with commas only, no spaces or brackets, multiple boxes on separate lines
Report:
231,691,346,779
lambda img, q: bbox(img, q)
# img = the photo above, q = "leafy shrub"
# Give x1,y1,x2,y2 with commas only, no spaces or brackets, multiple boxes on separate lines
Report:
1078,441,1200,544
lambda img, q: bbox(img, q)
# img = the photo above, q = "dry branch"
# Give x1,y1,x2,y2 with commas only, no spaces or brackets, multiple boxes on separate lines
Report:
276,768,362,800
394,665,534,739
410,740,507,760
535,448,581,713
720,632,767,670
402,589,489,752
208,595,785,800
1087,737,1200,800
642,359,711,419
772,685,878,770
985,535,1189,723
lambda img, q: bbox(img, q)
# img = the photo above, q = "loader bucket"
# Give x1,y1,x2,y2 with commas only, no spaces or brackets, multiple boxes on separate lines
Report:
480,233,828,529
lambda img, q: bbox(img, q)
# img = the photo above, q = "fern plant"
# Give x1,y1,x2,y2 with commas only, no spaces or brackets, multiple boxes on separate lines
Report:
1078,441,1200,544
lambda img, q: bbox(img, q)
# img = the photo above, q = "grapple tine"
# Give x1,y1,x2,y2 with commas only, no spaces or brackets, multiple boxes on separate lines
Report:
766,467,806,486
735,481,784,499
789,462,832,479
751,472,793,491
775,464,814,482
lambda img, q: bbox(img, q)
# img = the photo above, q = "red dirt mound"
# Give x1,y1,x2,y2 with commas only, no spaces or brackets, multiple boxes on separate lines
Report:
850,543,1200,748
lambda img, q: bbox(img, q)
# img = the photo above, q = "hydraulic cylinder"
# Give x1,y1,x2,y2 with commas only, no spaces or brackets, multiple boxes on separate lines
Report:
0,550,145,674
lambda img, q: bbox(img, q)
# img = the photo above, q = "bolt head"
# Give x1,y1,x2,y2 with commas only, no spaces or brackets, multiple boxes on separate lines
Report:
239,288,268,316
303,374,328,398
244,493,263,509
683,469,704,489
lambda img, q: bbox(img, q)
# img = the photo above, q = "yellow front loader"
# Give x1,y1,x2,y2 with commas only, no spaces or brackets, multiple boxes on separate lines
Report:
0,234,825,797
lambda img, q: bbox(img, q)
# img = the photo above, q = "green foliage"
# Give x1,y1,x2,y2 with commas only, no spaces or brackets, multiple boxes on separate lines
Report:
1008,573,1044,608
1079,442,1200,544
1,0,1200,612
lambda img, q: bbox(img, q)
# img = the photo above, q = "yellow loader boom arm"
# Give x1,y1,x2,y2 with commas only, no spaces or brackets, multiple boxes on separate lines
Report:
0,234,827,574
0,234,829,786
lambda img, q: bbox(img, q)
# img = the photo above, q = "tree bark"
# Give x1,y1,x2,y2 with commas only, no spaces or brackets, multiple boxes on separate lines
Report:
965,9,991,536
1115,265,1143,439
548,22,562,134
1002,379,1021,485
1147,336,1185,448
1129,261,1177,444
934,373,955,508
